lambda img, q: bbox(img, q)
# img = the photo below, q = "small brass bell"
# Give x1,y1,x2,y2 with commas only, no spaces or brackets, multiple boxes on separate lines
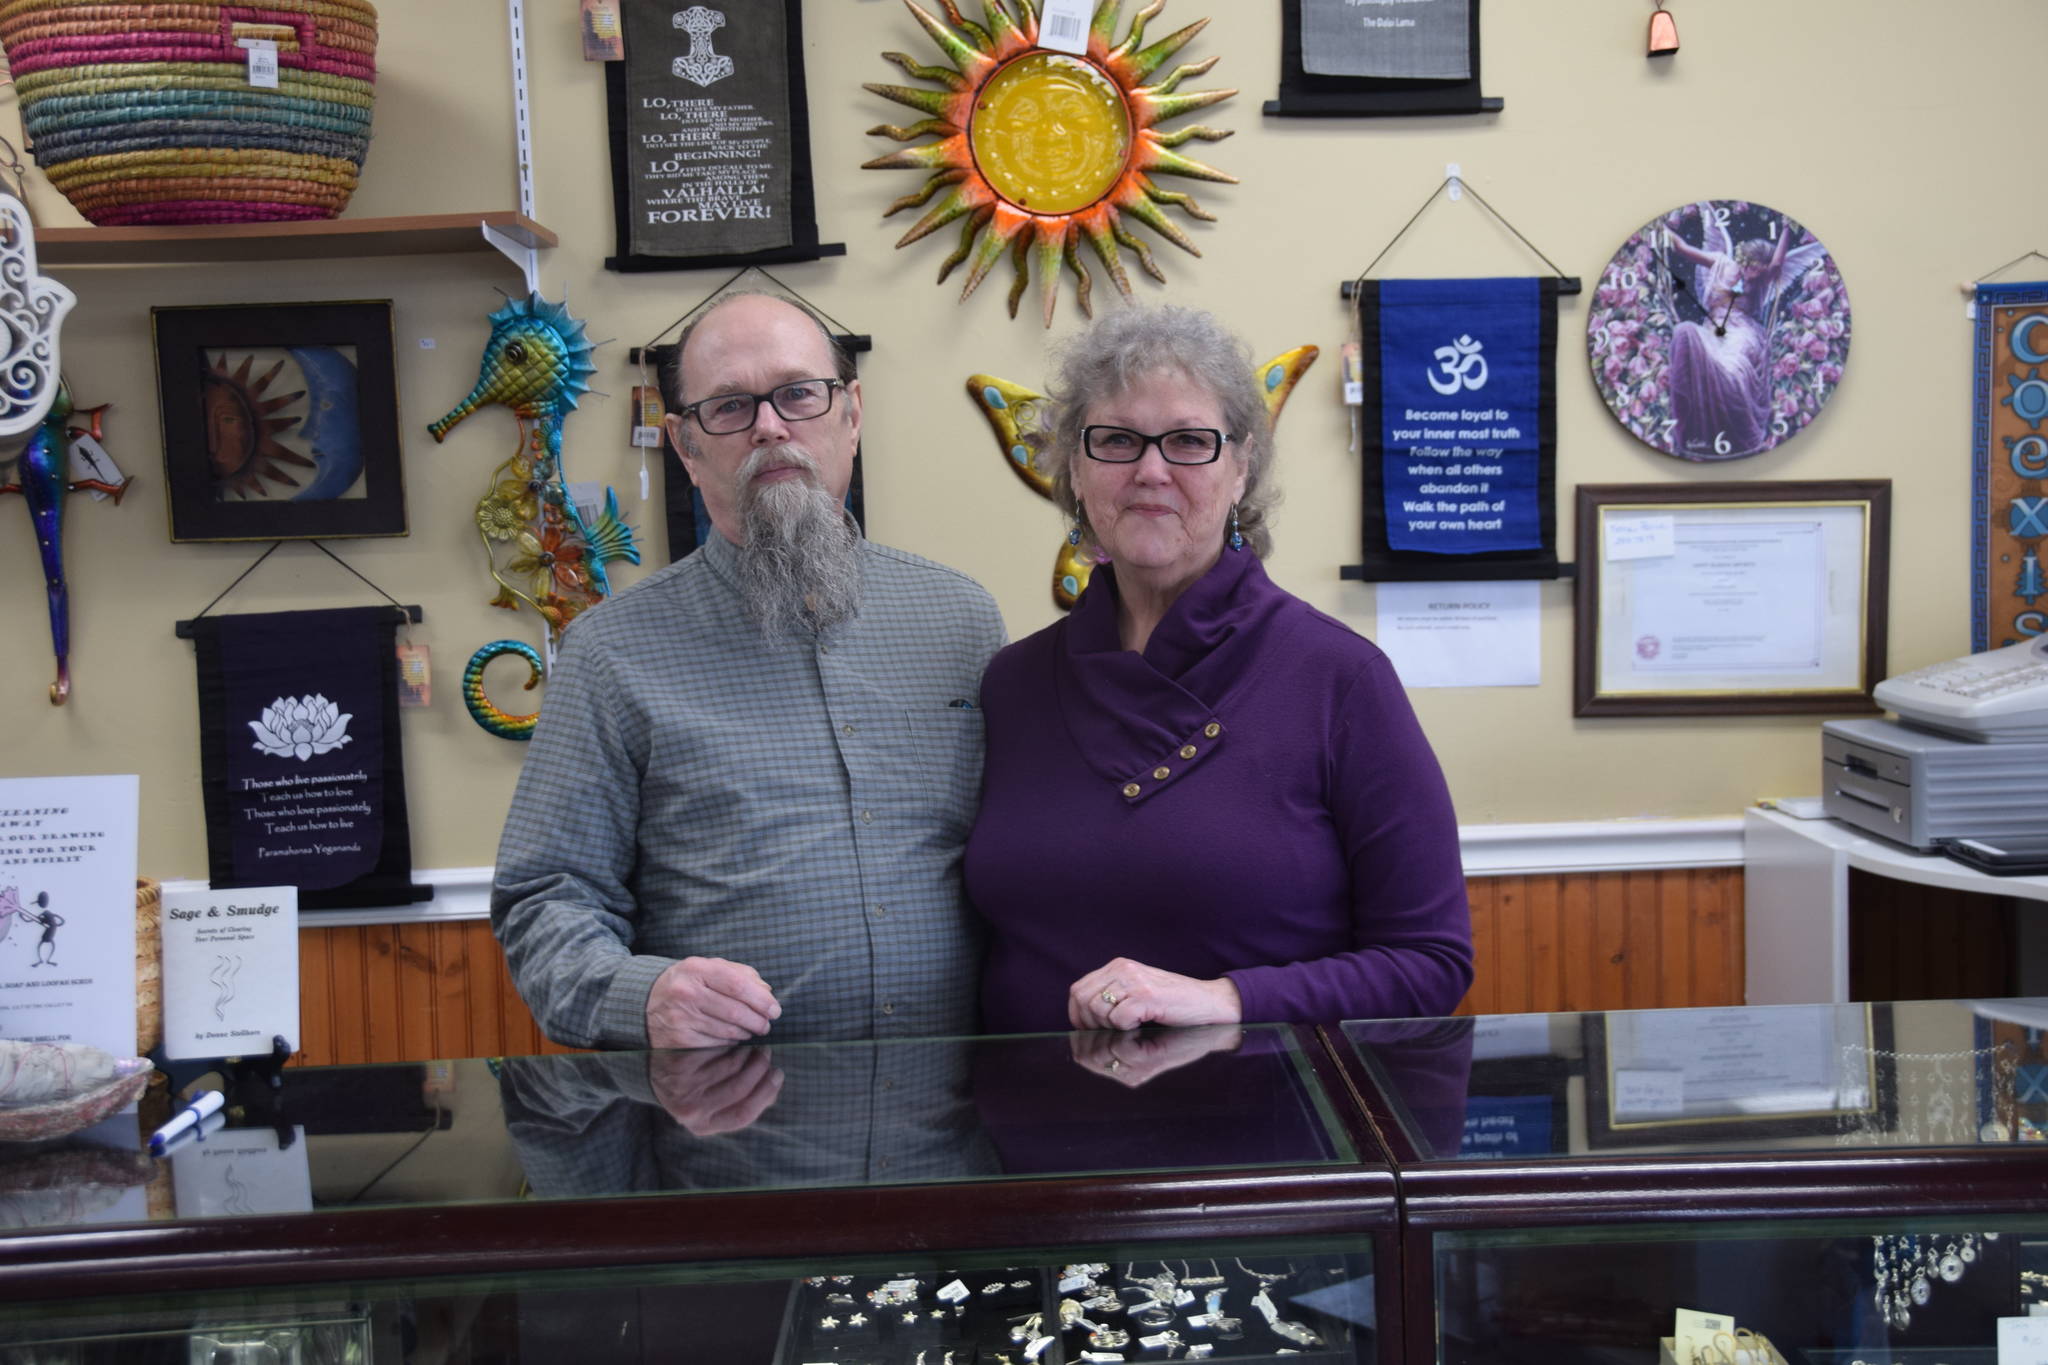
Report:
1648,8,1679,57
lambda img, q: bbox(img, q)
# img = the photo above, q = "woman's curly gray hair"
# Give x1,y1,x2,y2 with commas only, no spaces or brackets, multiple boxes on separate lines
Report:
1030,304,1277,558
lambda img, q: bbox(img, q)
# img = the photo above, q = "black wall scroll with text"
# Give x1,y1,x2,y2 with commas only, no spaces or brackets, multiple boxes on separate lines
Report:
1267,0,1500,118
606,0,843,272
192,607,429,911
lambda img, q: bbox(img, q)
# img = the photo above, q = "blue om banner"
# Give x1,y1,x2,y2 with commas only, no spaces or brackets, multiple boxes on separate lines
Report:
1374,277,1543,554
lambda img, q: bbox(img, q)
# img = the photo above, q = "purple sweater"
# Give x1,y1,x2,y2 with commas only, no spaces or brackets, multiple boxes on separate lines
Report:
966,550,1473,1033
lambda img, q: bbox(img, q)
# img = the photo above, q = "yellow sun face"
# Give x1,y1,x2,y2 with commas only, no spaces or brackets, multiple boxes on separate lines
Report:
865,0,1237,326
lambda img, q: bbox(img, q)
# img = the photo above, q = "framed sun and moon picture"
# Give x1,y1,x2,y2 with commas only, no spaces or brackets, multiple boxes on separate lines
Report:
152,300,406,543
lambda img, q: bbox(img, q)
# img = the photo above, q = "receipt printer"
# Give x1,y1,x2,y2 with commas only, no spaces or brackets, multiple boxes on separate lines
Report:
1822,717,2048,850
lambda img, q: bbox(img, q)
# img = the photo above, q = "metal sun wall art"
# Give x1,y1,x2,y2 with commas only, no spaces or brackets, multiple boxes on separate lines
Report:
865,0,1237,326
968,345,1318,607
429,294,640,740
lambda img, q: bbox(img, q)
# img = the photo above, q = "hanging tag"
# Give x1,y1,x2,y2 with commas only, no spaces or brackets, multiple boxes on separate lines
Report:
630,384,665,449
580,0,624,61
639,457,650,503
65,432,125,500
1341,340,1363,406
395,643,432,708
1968,298,1979,321
1037,0,1091,53
238,38,279,89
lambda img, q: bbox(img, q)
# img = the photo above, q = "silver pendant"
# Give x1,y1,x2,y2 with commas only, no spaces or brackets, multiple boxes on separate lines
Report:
1941,1253,1964,1282
1911,1275,1932,1306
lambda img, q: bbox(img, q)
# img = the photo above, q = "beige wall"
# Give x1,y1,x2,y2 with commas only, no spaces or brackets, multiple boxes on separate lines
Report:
1,1,2032,880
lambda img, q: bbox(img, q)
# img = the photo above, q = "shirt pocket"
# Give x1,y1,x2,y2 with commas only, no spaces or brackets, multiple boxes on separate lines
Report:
903,706,986,842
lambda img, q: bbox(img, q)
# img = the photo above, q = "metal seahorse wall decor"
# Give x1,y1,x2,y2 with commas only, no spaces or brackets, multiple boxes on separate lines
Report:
966,345,1318,607
429,294,639,739
1,384,126,704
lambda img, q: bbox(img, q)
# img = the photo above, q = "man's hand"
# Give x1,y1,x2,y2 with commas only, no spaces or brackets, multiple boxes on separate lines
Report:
647,1045,784,1136
1067,957,1243,1031
646,956,781,1049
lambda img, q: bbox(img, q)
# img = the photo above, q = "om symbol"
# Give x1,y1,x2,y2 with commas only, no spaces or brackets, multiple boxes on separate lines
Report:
1426,335,1488,395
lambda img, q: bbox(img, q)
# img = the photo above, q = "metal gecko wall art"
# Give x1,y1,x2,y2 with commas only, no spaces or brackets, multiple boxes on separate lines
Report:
966,344,1319,608
0,193,129,704
429,294,639,739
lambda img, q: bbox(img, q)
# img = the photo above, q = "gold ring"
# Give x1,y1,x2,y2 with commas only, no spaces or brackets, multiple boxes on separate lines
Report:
1101,989,1120,1006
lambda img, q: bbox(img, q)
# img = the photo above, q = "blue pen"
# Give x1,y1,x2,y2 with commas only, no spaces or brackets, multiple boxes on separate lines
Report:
154,1108,227,1157
148,1089,225,1154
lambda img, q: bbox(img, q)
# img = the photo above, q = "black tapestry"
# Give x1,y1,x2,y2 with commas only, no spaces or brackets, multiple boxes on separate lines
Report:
192,607,430,910
606,0,831,272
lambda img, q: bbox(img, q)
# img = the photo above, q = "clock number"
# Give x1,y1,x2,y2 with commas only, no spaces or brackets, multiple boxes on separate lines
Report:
1767,216,1779,240
1713,205,1731,227
1714,430,1731,455
1620,267,1637,290
1812,369,1828,395
1772,417,1790,437
1658,418,1677,441
1592,328,1608,356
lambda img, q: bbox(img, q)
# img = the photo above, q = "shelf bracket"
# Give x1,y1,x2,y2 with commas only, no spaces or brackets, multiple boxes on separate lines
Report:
481,220,539,294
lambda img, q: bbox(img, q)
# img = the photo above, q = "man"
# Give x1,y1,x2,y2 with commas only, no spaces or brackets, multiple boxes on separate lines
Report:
491,293,1005,1049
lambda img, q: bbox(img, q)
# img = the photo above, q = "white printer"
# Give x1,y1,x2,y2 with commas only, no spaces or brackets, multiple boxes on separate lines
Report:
1821,637,2048,850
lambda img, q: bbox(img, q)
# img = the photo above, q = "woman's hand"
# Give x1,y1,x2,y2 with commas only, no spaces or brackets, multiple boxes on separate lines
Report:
1068,957,1243,1030
1068,1023,1245,1088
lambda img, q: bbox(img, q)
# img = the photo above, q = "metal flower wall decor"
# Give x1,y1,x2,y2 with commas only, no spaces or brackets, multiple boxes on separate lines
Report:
865,0,1237,326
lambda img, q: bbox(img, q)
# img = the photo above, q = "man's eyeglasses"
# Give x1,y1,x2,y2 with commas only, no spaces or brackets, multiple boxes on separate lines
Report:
1082,425,1230,465
679,378,844,436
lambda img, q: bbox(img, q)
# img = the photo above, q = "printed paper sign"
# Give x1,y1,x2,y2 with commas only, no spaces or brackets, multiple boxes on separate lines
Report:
160,885,298,1060
0,774,139,1055
171,1125,314,1218
1613,1069,1685,1119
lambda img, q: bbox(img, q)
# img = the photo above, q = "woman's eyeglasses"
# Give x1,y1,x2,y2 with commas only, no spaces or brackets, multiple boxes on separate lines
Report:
1082,425,1230,465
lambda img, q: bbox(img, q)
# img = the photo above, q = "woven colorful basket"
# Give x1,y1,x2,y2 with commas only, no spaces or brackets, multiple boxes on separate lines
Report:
0,0,377,225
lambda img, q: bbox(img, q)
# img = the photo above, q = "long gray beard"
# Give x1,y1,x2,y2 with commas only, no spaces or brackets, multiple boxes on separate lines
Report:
734,446,865,640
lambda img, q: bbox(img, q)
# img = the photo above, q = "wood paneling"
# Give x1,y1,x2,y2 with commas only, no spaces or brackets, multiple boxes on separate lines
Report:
1845,868,2015,1002
1455,868,1745,1016
290,867,1746,1063
290,919,576,1067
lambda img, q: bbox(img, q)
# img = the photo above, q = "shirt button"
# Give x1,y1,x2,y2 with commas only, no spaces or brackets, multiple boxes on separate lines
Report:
860,809,874,825
1122,782,1141,798
1153,766,1171,780
1180,744,1197,759
842,723,856,737
1204,722,1221,738
880,1001,895,1015
872,905,887,918
820,644,832,654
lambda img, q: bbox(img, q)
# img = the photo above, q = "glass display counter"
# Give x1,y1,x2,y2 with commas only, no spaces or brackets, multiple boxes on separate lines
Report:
1337,999,2048,1365
0,1026,1395,1363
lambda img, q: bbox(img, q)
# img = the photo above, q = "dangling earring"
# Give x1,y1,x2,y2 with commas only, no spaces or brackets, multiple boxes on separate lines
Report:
1068,498,1084,546
1228,502,1245,552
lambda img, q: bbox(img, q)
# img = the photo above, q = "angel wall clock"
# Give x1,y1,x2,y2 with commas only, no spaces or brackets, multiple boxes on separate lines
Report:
1588,199,1850,462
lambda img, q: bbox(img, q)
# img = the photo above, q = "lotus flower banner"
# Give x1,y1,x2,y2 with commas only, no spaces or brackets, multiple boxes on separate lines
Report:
188,607,429,909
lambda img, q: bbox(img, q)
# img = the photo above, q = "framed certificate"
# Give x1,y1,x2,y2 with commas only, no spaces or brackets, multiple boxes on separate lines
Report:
1584,1003,1894,1148
1573,480,1890,717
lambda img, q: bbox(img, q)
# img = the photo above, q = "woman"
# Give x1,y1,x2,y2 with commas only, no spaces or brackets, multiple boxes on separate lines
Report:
965,306,1473,1033
1666,220,1792,459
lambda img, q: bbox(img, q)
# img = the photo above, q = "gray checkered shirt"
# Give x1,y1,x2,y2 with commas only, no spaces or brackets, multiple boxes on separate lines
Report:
491,533,1006,1048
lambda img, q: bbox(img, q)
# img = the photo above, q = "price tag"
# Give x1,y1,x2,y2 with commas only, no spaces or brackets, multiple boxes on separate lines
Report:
239,38,279,89
65,433,124,500
1605,513,1675,562
2001,1315,2048,1364
396,643,431,709
1037,0,1091,53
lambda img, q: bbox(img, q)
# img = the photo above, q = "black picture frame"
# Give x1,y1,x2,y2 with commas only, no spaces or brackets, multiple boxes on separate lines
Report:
1266,0,1502,119
152,300,406,543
